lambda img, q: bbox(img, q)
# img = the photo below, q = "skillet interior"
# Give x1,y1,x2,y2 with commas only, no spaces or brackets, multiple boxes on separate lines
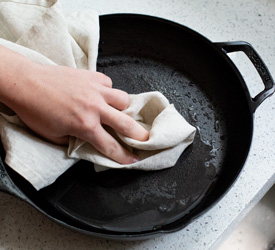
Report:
1,14,253,238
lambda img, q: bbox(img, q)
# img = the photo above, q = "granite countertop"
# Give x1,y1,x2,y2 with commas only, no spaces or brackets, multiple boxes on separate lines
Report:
0,0,275,249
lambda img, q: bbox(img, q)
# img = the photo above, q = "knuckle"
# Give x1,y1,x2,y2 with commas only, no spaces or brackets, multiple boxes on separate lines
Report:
105,141,119,157
83,120,99,134
71,115,98,137
95,137,119,159
121,116,135,134
105,76,112,87
119,91,130,109
96,72,112,87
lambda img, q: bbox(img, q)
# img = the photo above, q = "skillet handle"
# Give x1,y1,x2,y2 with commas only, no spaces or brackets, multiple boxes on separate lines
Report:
215,41,275,112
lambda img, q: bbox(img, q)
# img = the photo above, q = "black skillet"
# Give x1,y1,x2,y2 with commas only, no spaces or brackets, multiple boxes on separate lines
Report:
0,14,274,240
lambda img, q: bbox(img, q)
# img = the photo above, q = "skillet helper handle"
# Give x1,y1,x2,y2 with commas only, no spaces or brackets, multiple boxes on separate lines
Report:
215,41,275,112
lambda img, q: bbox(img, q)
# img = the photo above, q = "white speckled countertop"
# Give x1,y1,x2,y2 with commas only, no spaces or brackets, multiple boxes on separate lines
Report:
0,0,275,249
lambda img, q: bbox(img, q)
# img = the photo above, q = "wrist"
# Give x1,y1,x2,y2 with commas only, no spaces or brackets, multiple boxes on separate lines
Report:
0,46,39,111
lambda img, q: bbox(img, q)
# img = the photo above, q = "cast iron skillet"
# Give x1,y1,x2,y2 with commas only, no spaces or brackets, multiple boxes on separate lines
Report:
0,14,274,240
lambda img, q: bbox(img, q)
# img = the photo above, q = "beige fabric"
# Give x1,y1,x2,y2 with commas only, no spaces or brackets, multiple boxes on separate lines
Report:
69,91,196,172
0,0,196,190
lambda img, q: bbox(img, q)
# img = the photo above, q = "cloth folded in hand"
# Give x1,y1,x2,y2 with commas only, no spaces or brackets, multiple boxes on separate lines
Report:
69,91,196,172
0,0,196,191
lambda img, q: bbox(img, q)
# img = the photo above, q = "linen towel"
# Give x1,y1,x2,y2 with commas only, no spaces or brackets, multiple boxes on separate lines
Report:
0,0,196,190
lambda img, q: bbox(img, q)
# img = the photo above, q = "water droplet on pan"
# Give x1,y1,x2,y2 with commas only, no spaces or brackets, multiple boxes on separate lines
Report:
214,120,220,132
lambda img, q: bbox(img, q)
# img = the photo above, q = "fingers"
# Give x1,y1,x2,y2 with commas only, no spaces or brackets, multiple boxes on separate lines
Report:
83,124,139,164
103,87,130,110
101,106,149,142
80,72,149,162
91,72,112,88
99,84,149,141
92,72,130,111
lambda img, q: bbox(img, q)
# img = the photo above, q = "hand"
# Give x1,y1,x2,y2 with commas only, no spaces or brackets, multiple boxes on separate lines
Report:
0,46,149,164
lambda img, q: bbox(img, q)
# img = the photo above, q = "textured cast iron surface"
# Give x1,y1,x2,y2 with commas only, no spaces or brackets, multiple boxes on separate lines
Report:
0,15,254,238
